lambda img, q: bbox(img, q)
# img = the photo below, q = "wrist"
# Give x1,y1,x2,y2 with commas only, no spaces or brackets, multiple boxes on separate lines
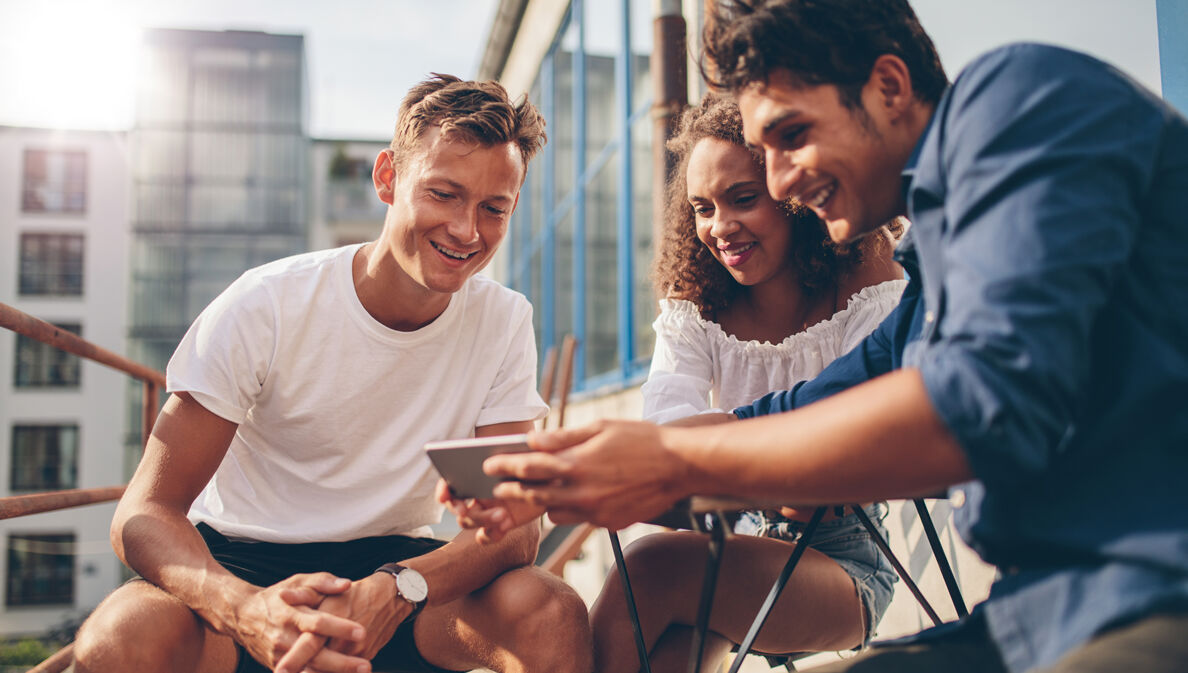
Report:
375,563,427,621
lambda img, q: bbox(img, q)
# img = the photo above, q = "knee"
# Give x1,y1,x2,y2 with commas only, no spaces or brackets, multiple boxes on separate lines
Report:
620,531,700,590
73,585,196,673
499,569,593,672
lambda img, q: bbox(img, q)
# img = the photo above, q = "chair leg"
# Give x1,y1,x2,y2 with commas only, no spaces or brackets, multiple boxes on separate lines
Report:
913,499,968,618
687,512,728,673
850,505,943,626
726,507,827,673
610,530,654,673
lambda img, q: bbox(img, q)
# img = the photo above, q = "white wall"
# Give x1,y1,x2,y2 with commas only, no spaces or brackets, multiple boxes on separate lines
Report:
0,126,130,636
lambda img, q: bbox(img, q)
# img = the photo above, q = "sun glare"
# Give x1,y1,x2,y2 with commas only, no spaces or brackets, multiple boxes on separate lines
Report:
1,1,141,129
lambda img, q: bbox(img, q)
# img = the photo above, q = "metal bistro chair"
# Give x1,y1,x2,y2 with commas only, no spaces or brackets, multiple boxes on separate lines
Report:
610,497,969,673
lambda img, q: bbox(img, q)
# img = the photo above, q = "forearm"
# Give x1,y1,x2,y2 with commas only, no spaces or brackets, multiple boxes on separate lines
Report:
112,500,255,634
668,368,973,505
397,522,540,606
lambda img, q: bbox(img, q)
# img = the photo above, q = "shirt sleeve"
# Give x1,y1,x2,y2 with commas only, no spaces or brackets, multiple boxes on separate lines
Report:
640,300,720,424
840,279,907,353
734,286,912,419
166,273,278,424
475,297,549,427
914,45,1159,489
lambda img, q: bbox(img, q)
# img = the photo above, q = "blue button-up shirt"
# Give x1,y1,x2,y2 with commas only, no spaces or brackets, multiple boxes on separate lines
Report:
735,44,1188,672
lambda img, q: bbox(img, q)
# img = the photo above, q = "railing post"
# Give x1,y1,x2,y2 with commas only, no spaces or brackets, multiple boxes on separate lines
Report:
142,379,159,447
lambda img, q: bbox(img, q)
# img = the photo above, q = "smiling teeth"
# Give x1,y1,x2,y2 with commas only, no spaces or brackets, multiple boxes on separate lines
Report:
721,242,756,255
806,183,836,209
432,241,473,260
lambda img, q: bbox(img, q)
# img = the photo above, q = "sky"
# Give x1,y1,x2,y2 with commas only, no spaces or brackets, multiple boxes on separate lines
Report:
0,0,1165,138
0,0,499,138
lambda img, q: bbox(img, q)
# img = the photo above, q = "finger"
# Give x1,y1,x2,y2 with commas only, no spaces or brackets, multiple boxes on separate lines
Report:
435,478,452,504
289,572,352,595
281,585,327,607
292,608,366,642
492,479,577,507
275,632,326,673
526,424,601,452
483,451,570,480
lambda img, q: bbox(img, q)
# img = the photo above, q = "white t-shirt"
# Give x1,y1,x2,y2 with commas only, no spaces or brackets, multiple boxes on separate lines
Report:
641,280,906,424
167,244,548,543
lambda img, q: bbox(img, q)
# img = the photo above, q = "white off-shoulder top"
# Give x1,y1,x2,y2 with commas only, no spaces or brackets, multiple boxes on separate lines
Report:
641,279,907,424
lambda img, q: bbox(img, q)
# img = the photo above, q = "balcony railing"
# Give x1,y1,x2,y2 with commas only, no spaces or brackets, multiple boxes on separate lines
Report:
0,302,166,673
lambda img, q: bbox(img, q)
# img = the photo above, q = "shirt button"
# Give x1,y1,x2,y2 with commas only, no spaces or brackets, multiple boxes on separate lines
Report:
924,310,935,324
951,489,966,508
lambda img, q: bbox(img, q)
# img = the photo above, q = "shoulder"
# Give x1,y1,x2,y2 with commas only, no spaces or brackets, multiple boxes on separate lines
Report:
946,43,1150,121
655,298,710,331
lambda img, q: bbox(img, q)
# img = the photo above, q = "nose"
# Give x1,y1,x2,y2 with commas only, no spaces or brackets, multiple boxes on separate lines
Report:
765,148,801,202
446,208,481,245
708,210,740,240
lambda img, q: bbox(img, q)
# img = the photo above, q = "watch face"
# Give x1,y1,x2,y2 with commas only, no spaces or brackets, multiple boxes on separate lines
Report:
396,567,428,603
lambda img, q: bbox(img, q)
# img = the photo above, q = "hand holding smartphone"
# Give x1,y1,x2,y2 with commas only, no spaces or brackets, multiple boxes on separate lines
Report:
425,434,532,499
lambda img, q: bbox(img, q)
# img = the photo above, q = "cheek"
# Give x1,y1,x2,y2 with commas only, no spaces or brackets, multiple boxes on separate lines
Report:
694,220,716,248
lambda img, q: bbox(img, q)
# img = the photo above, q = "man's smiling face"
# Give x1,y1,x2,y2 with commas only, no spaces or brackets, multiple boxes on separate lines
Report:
737,70,909,243
377,126,522,297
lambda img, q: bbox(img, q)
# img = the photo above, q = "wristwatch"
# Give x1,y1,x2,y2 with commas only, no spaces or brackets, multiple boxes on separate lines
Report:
377,563,428,620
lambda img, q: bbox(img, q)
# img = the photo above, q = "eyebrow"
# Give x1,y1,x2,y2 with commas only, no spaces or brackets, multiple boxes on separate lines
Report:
688,180,762,200
761,110,801,137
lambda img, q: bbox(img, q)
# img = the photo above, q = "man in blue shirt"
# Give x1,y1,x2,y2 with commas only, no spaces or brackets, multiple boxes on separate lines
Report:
467,0,1188,670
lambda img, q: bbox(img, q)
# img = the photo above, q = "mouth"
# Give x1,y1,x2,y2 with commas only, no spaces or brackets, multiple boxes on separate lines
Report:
718,241,757,267
431,241,478,261
797,180,837,215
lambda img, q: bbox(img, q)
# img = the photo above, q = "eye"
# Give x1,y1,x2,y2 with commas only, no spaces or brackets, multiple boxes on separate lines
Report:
691,203,713,217
429,189,454,201
735,193,757,207
777,125,807,150
483,204,507,216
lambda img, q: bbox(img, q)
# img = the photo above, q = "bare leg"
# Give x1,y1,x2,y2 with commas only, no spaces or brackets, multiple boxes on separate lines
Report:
590,531,865,673
73,581,239,673
414,565,594,673
648,625,734,673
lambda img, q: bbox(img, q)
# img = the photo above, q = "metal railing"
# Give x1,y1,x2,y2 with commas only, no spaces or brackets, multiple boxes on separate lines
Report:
1,302,166,673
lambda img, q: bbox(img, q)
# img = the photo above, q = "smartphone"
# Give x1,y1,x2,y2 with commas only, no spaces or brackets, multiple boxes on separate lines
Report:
424,433,532,499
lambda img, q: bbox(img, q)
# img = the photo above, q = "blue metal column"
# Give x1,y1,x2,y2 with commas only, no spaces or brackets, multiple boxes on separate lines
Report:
1157,0,1188,114
572,0,588,385
616,0,635,382
540,54,557,355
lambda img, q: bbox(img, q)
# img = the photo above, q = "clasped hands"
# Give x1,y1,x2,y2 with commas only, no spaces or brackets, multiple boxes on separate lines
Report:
440,419,695,537
233,569,409,673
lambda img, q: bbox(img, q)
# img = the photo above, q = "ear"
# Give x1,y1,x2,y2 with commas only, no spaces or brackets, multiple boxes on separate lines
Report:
373,149,396,205
864,54,915,121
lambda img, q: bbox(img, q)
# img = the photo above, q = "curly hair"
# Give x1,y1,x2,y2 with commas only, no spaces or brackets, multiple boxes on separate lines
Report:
653,95,868,315
701,0,947,109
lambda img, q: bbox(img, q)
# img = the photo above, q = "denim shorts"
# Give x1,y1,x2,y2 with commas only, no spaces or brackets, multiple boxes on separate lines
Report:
735,503,898,645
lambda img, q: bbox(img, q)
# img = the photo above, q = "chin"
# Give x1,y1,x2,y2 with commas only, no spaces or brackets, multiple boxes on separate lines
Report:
826,217,880,244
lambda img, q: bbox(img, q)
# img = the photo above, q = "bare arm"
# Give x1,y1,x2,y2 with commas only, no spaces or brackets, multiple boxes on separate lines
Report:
486,369,972,530
279,421,543,671
113,392,367,672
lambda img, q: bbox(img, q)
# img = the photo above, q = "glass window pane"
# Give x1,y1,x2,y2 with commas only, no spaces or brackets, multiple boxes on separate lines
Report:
6,534,75,606
10,425,79,491
14,324,82,388
585,153,620,378
18,233,85,296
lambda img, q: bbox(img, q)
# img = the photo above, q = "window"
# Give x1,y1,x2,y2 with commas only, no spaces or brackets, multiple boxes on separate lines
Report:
22,149,87,213
506,0,655,390
6,533,74,607
14,324,82,388
18,233,84,296
10,425,79,492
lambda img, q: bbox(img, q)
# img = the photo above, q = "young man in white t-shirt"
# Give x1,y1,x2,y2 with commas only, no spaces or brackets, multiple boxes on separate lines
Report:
73,75,593,673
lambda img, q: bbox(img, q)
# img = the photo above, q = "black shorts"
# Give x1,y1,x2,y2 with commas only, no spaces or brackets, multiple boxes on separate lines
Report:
195,522,458,673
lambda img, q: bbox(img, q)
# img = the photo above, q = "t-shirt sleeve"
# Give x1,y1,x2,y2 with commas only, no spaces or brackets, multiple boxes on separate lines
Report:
475,297,549,427
166,273,278,424
640,300,719,424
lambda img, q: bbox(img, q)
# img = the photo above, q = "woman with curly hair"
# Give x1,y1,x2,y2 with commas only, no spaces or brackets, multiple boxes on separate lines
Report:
588,95,905,672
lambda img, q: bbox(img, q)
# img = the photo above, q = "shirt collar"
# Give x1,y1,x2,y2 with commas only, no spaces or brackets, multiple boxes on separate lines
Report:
900,107,938,199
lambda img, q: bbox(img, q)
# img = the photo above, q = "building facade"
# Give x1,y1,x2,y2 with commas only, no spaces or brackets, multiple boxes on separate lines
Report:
125,28,311,472
308,138,388,251
0,127,130,635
